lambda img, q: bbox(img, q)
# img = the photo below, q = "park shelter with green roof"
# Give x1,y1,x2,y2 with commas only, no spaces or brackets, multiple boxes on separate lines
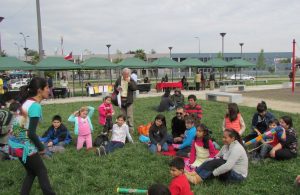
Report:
0,56,34,71
35,57,81,70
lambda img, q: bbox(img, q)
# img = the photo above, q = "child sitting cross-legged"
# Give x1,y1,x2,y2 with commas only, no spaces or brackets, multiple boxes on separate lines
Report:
96,114,133,156
169,157,194,195
40,115,72,153
148,114,169,153
186,124,218,171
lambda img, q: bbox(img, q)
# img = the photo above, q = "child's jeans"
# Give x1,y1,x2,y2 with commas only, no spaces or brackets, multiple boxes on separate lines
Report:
259,143,273,158
77,134,92,150
149,143,168,153
176,146,191,157
105,141,125,153
103,116,113,133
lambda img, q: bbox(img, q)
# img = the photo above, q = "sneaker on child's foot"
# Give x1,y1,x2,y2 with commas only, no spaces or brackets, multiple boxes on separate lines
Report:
99,146,106,156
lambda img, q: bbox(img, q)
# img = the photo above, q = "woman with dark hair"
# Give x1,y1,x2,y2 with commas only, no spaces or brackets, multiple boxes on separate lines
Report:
185,129,248,184
270,116,297,160
243,101,275,142
157,89,175,112
8,77,56,195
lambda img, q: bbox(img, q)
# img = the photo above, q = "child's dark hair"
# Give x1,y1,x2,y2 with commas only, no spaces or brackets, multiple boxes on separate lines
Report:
268,118,279,126
9,102,21,112
257,101,267,113
162,89,171,97
196,124,212,149
117,114,126,121
103,96,111,101
18,77,48,104
52,115,62,122
224,128,243,146
154,114,167,127
280,116,293,128
148,184,171,195
169,157,184,170
226,103,239,122
187,94,197,101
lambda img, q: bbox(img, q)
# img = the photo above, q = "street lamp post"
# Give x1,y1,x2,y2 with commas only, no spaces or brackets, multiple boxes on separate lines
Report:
239,43,244,59
220,33,226,59
0,17,4,55
194,37,200,56
220,33,226,80
106,44,112,84
168,46,173,81
20,32,29,61
14,42,21,59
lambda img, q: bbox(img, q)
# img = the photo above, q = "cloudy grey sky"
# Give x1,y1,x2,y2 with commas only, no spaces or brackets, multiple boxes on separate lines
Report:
1,0,299,57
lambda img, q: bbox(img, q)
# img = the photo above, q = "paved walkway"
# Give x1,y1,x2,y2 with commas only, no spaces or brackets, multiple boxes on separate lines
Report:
42,84,300,114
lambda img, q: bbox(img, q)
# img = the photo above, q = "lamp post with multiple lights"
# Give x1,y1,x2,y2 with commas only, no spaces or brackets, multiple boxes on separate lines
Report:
20,32,30,61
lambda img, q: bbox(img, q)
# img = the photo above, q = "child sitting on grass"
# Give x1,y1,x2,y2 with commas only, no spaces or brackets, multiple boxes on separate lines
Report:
250,119,282,162
222,103,245,135
173,116,196,157
187,124,218,170
98,96,114,134
169,157,193,195
40,115,72,153
149,114,168,153
96,114,133,156
68,106,95,151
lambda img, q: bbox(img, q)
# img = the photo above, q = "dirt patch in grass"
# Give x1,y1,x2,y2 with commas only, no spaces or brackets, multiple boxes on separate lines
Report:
238,88,300,103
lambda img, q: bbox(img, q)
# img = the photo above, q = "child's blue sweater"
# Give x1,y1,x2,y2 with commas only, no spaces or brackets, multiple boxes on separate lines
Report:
179,126,196,149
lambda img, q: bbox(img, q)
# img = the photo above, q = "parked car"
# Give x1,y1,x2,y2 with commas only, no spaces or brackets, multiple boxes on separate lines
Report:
229,74,255,80
10,81,28,90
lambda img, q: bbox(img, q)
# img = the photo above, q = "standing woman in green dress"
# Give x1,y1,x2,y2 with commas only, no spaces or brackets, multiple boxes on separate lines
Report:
9,77,55,195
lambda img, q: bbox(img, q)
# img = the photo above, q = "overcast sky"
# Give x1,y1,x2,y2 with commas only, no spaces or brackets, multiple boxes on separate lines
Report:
1,0,299,57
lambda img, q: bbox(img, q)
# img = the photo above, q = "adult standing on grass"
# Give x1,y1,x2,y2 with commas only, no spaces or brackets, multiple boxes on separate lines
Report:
114,68,137,134
8,77,56,195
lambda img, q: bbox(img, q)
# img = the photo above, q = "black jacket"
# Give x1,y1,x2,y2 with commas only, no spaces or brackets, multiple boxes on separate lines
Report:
114,76,137,105
149,124,168,145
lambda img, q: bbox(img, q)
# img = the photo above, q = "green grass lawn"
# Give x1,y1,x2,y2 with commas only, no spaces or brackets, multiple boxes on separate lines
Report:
0,97,299,195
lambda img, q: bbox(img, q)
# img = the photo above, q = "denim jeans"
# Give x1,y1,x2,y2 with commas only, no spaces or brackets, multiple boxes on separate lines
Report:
105,141,125,153
195,158,226,180
149,143,168,153
176,146,191,158
259,143,273,158
195,158,245,182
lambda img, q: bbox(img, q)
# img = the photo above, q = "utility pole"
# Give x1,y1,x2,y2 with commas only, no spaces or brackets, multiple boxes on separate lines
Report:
36,0,44,77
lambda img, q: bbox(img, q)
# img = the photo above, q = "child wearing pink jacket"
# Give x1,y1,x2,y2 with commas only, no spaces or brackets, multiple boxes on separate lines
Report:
98,96,114,134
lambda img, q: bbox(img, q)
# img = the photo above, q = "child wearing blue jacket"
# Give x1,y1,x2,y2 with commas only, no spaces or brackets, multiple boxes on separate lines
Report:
40,115,72,153
173,116,196,157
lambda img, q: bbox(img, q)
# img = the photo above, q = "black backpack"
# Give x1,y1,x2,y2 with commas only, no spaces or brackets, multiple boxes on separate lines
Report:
0,109,12,136
93,133,109,147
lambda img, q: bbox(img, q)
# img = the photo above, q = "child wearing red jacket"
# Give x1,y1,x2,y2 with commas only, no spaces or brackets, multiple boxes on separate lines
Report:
169,157,193,195
98,96,114,134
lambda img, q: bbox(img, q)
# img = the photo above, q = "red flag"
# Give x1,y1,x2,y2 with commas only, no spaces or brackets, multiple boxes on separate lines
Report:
64,52,73,60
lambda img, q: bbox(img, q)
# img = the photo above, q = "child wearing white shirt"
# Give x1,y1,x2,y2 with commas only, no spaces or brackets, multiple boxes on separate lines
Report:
97,114,133,156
